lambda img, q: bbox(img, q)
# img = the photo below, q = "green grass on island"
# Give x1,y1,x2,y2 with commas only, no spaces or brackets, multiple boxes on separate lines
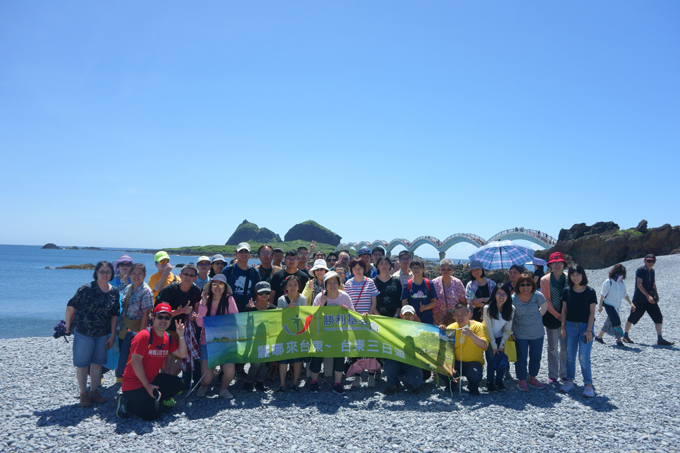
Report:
164,240,353,258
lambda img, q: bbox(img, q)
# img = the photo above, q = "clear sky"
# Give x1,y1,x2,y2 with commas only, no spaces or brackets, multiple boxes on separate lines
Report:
1,1,678,258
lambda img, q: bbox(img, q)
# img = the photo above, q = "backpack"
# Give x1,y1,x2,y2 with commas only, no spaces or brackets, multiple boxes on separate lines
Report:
116,327,173,378
407,278,431,293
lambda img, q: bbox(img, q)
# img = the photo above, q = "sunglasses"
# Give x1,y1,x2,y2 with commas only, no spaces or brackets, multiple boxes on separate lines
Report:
118,263,132,267
519,283,533,288
98,270,112,275
258,291,271,296
645,260,656,263
181,272,197,278
156,314,172,321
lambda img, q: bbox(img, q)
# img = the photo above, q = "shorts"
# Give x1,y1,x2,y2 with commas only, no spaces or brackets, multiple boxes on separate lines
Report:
73,330,109,368
279,358,302,365
627,300,663,325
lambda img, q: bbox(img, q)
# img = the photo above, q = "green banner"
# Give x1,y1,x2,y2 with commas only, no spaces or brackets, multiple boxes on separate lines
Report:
203,306,455,376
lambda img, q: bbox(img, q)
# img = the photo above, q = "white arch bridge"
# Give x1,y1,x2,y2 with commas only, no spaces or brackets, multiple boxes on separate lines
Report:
336,228,557,260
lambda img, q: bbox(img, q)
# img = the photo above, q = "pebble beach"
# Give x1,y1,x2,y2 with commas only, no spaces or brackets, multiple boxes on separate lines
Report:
2,255,679,453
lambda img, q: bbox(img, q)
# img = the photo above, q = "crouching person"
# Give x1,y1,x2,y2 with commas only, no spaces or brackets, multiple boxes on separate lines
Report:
383,305,424,395
442,302,489,396
117,303,187,420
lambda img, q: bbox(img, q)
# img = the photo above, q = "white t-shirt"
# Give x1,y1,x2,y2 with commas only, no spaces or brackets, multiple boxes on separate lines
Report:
313,291,355,310
601,279,629,310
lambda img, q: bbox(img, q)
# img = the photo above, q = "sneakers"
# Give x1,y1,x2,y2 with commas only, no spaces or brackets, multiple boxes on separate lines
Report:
622,336,634,344
548,378,558,385
518,380,529,392
560,381,574,393
582,386,595,398
219,389,234,399
162,397,177,408
90,390,106,404
367,374,376,388
242,382,253,391
616,340,627,348
290,384,299,392
351,376,361,388
527,377,546,390
116,396,129,419
468,386,480,396
80,392,91,407
332,383,345,395
486,382,497,392
658,339,675,346
277,386,286,393
495,381,506,391
594,336,605,344
196,386,208,398
254,381,266,392
383,384,400,395
310,381,320,394
407,384,421,395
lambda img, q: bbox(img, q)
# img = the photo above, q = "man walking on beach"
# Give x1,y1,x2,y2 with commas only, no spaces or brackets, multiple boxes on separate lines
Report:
622,254,674,346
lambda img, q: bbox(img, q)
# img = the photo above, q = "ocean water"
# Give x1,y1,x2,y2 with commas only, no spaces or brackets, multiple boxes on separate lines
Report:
0,244,261,339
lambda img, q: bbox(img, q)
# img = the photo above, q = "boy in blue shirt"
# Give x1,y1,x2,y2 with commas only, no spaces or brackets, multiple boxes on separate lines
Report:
400,259,438,324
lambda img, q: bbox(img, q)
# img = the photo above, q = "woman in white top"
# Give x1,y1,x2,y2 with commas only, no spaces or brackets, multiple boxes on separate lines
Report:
595,264,635,348
483,286,514,392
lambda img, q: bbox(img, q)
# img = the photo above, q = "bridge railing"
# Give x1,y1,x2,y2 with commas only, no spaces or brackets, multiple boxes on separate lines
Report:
486,228,557,245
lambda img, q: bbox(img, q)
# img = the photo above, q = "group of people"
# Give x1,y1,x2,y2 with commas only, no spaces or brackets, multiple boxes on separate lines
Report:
64,242,674,420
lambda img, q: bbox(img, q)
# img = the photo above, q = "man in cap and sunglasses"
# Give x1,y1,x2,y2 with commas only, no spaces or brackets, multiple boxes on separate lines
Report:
149,251,181,299
117,303,187,420
623,254,674,346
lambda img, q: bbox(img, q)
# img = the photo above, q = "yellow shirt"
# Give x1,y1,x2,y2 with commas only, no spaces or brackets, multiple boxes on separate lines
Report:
148,272,180,299
446,320,488,365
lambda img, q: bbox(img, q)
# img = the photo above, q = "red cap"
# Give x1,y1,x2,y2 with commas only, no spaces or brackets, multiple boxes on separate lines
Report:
547,252,567,266
154,303,172,315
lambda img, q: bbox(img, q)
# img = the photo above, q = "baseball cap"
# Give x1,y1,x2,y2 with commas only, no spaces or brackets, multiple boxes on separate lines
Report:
358,247,371,256
154,251,170,263
255,281,271,294
237,242,251,253
197,256,211,264
212,254,226,264
401,305,416,315
154,303,172,315
645,254,657,261
469,260,484,270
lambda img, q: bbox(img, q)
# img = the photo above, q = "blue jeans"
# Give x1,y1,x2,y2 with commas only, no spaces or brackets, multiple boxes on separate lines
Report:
383,359,423,388
72,329,109,368
565,322,593,385
485,336,507,384
515,337,544,381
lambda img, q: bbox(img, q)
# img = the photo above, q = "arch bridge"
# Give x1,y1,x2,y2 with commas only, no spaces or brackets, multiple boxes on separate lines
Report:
336,228,556,259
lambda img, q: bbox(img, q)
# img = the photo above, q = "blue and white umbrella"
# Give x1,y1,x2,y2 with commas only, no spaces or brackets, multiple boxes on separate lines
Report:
468,241,535,271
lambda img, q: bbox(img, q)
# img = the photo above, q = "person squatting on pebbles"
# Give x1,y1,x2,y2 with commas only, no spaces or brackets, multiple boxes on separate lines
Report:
59,247,676,421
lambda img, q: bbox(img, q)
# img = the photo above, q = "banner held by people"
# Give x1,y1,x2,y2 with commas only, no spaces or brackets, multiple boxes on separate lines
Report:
203,306,455,376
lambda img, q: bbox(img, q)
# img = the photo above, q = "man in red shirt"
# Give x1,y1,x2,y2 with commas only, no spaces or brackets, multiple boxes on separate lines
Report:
117,303,187,420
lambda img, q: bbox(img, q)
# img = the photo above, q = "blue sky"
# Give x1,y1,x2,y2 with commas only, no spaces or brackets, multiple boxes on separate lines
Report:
1,1,678,258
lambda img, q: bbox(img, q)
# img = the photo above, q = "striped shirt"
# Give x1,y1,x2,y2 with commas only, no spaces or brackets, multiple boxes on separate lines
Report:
344,277,380,315
511,292,547,340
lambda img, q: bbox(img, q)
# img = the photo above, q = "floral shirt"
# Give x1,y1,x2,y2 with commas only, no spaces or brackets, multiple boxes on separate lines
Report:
431,276,466,326
121,283,154,320
67,282,120,337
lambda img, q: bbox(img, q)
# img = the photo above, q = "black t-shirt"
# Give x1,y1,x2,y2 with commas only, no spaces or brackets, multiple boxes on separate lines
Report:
156,282,202,332
563,287,597,323
373,276,403,318
633,265,655,303
257,265,274,283
245,303,278,312
472,284,490,322
270,269,309,302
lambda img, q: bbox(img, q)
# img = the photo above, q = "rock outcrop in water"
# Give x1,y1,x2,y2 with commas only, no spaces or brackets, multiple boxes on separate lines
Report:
56,263,96,270
41,243,60,249
284,221,341,246
225,220,281,245
534,220,680,269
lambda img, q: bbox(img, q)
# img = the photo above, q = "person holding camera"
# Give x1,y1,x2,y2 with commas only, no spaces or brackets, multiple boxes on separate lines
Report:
117,303,187,420
559,264,596,397
65,261,120,407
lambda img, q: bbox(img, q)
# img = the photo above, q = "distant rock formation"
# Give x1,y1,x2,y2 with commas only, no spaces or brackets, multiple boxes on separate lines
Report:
64,246,79,250
42,243,61,249
56,263,96,270
535,220,680,269
284,221,341,246
81,247,101,251
225,220,281,245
